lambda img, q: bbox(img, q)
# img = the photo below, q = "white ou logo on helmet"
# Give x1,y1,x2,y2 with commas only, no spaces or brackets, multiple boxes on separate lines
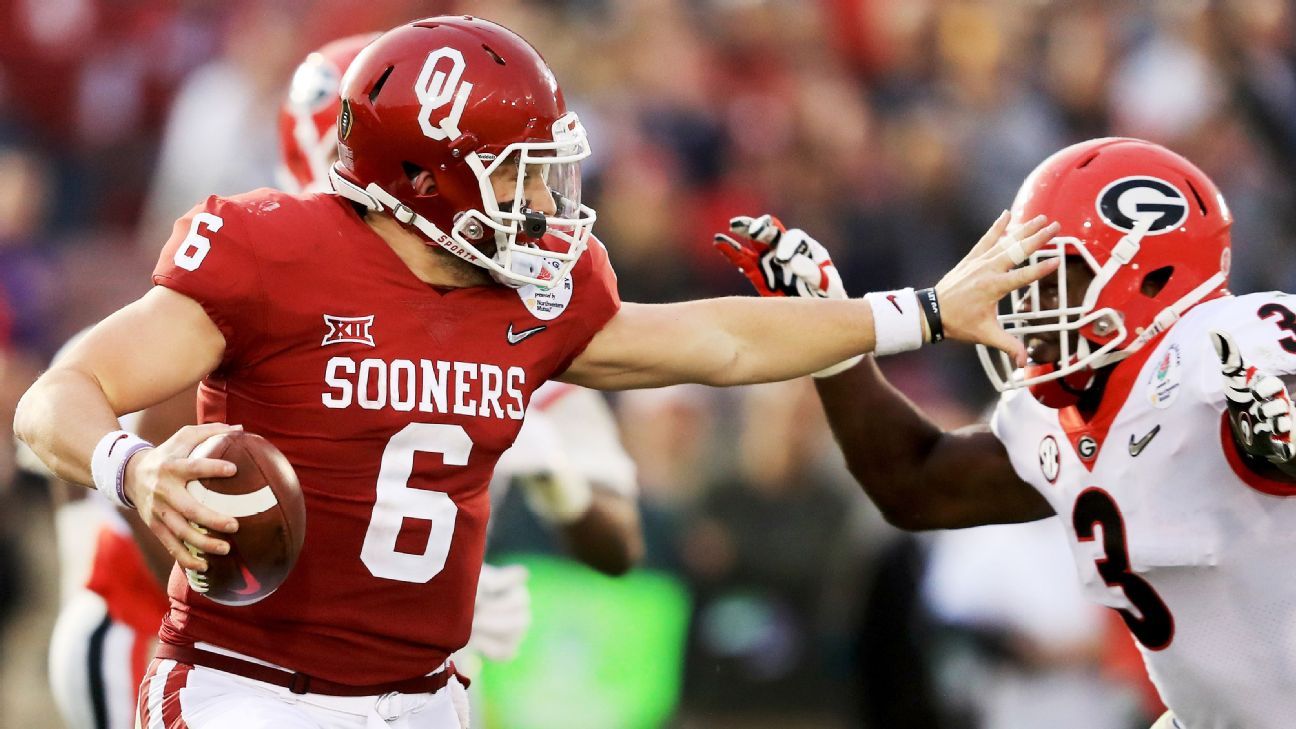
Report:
416,48,473,141
1096,176,1189,235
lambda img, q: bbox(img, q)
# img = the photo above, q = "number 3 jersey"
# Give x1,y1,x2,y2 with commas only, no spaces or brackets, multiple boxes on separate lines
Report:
150,189,620,684
991,293,1296,729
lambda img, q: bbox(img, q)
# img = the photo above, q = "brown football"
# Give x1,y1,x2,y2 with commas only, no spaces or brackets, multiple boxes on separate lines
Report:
185,431,306,606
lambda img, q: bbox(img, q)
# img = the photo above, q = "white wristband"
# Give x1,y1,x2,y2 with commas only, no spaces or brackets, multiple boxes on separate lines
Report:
864,288,925,356
91,430,153,511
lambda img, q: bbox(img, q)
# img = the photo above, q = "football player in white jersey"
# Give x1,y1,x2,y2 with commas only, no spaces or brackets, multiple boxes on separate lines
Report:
716,137,1296,729
39,34,643,729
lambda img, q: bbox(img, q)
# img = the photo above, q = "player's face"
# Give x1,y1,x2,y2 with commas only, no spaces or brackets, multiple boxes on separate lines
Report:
489,159,558,217
1021,257,1094,366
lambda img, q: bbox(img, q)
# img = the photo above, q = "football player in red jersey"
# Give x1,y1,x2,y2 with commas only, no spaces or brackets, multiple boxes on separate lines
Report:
717,138,1296,729
41,31,642,729
16,16,1056,729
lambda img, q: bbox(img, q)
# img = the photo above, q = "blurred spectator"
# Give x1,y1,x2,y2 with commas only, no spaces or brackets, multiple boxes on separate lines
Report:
678,380,867,726
924,518,1143,729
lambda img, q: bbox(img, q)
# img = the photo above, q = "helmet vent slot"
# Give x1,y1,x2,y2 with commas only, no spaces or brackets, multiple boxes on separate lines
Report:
1184,179,1209,216
1141,266,1174,297
368,66,395,103
482,44,506,65
1077,152,1100,168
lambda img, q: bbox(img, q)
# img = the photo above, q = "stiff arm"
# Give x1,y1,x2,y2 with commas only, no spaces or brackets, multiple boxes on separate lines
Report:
815,358,1053,530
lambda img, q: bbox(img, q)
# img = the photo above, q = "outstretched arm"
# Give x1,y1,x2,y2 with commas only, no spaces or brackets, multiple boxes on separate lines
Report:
815,358,1052,529
562,214,1059,390
708,213,1054,529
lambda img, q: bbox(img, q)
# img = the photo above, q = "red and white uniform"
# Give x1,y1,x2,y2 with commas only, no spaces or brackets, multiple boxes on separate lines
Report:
992,293,1296,729
152,189,619,684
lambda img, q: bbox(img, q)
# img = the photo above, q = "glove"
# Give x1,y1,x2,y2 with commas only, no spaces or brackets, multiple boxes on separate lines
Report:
496,410,593,524
713,214,846,299
1212,329,1295,464
463,564,532,662
713,214,858,376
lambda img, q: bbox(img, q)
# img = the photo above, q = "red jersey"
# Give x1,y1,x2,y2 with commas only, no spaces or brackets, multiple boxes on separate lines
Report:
152,190,619,684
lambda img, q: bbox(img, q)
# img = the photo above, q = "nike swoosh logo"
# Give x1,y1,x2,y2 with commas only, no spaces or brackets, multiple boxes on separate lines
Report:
106,433,129,457
233,561,263,596
1128,425,1161,457
507,322,547,345
886,294,903,314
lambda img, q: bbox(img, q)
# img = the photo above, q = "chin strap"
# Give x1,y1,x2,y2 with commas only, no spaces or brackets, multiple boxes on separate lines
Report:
328,165,546,288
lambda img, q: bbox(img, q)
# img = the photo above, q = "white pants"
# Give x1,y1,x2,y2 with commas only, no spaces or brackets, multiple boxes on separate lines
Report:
50,590,154,729
136,657,470,729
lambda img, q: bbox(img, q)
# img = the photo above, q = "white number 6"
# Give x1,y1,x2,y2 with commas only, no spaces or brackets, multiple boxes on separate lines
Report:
174,212,224,271
361,423,468,583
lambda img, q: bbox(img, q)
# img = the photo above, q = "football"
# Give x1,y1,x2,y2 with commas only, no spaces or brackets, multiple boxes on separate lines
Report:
184,431,307,606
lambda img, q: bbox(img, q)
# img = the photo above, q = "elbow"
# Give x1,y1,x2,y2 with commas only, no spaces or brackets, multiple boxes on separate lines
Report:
846,468,934,532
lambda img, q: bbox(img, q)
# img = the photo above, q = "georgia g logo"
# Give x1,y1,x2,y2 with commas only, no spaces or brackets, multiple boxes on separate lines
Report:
1096,176,1189,235
416,47,473,141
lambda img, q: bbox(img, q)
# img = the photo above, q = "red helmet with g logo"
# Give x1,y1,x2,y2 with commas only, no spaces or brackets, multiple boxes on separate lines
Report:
978,138,1232,403
277,33,379,193
329,16,595,289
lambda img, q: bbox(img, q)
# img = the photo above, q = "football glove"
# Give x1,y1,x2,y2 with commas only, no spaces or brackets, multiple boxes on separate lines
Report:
464,564,532,662
1212,329,1296,465
713,214,846,300
714,214,858,376
495,410,593,524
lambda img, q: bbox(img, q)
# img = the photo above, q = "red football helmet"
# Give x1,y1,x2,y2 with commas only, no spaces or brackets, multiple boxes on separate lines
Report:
329,16,595,289
278,33,379,193
978,138,1232,404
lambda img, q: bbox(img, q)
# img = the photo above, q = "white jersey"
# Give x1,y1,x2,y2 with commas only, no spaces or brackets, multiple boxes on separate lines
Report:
992,293,1296,729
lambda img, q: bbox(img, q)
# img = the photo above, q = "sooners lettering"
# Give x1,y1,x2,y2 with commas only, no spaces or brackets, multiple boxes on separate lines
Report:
322,356,524,420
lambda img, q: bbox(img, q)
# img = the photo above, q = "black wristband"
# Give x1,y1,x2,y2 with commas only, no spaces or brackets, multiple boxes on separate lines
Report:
914,287,943,343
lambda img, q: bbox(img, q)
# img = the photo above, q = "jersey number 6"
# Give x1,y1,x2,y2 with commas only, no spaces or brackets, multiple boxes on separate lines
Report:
360,423,466,583
1072,487,1175,651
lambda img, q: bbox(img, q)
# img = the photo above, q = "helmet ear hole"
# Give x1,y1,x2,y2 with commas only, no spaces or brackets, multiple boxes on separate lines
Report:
402,162,437,196
1141,266,1174,297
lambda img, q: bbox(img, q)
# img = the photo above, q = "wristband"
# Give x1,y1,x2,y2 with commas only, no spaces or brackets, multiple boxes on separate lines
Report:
864,288,925,356
914,287,944,343
91,430,152,511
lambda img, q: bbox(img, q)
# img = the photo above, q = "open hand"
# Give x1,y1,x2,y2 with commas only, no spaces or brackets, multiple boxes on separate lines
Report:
936,212,1060,364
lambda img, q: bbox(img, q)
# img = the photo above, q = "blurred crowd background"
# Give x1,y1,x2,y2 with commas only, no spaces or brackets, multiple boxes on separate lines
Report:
1,0,1293,726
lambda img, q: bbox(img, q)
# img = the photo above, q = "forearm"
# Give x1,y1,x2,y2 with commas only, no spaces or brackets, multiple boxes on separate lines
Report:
814,358,944,519
14,368,127,487
692,297,879,386
815,358,1051,529
557,489,644,576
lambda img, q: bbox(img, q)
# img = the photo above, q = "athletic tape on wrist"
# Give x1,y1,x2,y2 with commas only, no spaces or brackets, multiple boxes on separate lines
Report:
864,288,925,356
90,430,152,511
914,287,944,343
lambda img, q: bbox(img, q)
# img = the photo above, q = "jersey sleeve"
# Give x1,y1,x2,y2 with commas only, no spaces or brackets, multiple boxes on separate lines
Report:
152,196,268,369
553,236,621,376
1194,292,1296,409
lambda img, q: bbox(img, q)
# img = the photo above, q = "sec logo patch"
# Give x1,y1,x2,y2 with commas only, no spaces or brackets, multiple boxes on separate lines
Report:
1039,435,1061,483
